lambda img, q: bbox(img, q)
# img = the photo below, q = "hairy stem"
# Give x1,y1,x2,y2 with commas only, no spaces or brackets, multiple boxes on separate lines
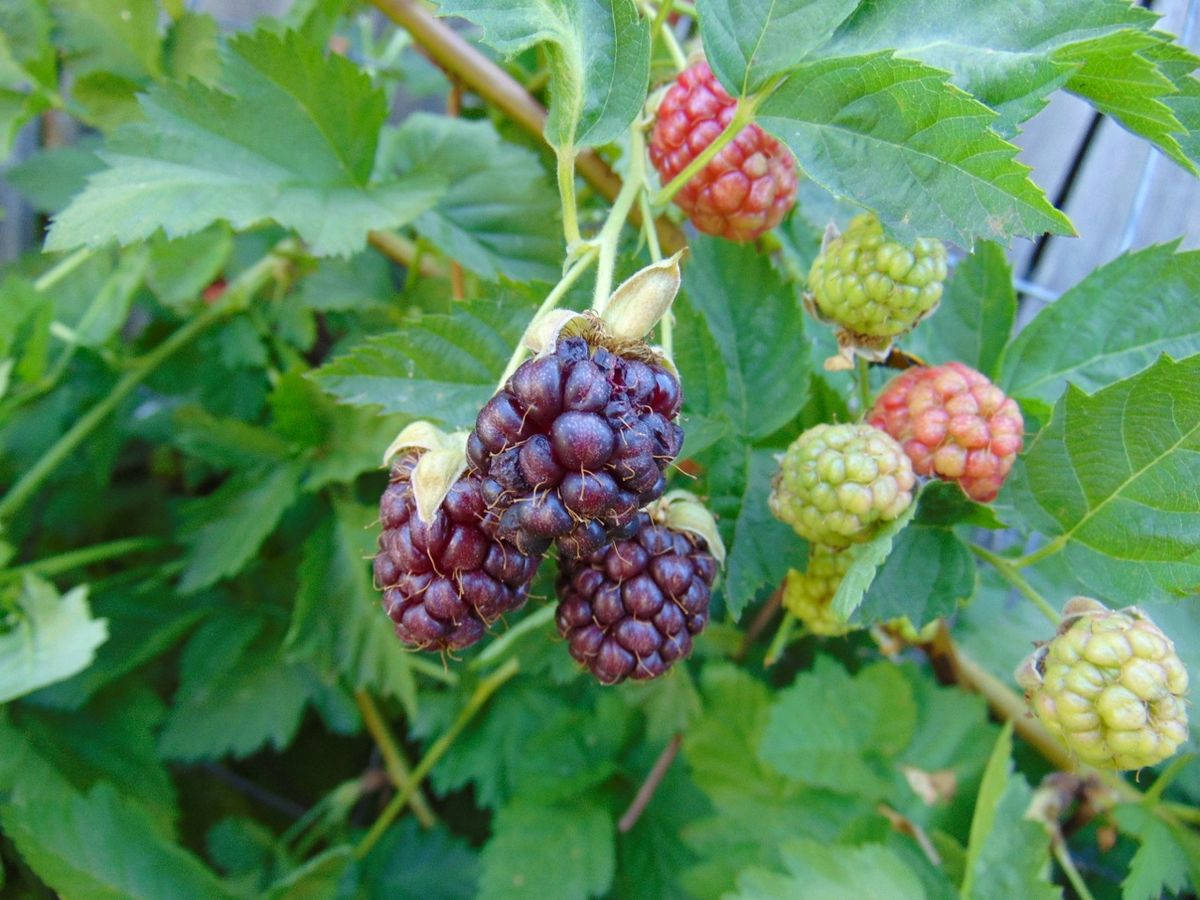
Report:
557,146,582,247
354,690,437,828
618,733,683,832
592,129,647,312
495,246,599,391
354,658,520,860
0,248,289,528
969,543,1061,625
368,0,685,253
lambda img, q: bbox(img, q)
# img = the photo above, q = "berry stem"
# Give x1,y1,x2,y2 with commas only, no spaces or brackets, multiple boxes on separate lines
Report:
969,543,1061,625
353,690,438,829
618,732,683,832
354,658,519,860
646,1,687,71
1012,535,1069,571
495,245,599,391
638,188,675,356
1052,840,1097,900
468,603,556,671
763,611,798,666
856,356,872,413
593,128,648,312
369,0,686,254
557,145,583,248
33,246,95,293
2,536,166,581
0,244,293,528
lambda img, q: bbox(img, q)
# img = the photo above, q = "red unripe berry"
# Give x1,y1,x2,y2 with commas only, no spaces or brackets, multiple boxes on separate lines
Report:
869,362,1025,503
649,62,797,242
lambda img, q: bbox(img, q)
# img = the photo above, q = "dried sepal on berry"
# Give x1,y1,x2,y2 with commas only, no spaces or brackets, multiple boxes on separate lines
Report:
1016,597,1189,771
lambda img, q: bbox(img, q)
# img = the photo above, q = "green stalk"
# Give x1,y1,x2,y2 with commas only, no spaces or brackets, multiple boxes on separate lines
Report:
4,537,166,580
652,96,757,206
354,658,520,859
353,690,437,828
469,603,556,671
0,248,287,528
639,189,674,356
1012,536,1069,570
495,246,599,390
763,612,798,667
592,128,646,313
33,247,96,293
969,543,1061,625
557,145,582,248
1052,841,1097,900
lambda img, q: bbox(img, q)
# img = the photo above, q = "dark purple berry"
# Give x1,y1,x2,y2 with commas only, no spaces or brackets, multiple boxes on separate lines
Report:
466,335,684,559
554,512,716,684
374,453,543,652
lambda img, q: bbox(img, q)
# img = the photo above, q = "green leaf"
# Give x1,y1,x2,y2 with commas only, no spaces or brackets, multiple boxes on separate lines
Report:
478,797,614,900
146,224,233,310
1057,30,1196,174
830,498,918,620
285,501,416,702
902,240,1015,379
437,0,649,149
730,838,926,899
960,724,1057,900
382,113,560,281
759,658,918,798
1112,804,1193,900
757,53,1072,246
856,521,976,628
169,405,294,470
2,778,232,899
817,0,1159,135
164,11,221,84
0,276,53,387
1142,36,1200,170
311,295,532,426
1007,354,1200,598
1001,243,1200,405
50,0,162,82
615,764,705,899
710,447,807,619
72,245,148,346
0,575,107,704
159,614,311,761
360,819,479,899
47,29,443,256
681,236,809,440
176,463,302,594
4,141,104,214
263,847,352,899
696,0,859,95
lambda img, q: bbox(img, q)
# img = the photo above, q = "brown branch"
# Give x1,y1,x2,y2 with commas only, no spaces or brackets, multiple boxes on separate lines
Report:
369,0,687,254
367,230,450,279
734,586,783,662
618,733,683,832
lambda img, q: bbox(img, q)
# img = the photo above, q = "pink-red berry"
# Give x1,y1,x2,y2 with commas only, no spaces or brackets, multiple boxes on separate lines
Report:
649,62,797,242
869,362,1024,503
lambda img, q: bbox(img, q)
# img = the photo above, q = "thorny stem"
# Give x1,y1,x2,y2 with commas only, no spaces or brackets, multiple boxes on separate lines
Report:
495,246,599,390
969,543,1061,625
469,603,556,671
353,690,437,828
1053,840,1097,900
3,537,166,580
0,246,292,528
618,733,683,832
369,0,685,253
355,658,520,860
592,129,647,313
557,146,583,247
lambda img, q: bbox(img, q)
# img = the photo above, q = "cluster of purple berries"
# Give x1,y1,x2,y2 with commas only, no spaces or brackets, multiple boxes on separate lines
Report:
373,331,719,684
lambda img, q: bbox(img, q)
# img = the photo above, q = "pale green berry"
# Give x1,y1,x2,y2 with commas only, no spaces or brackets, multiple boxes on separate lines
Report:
782,545,855,637
807,213,948,339
769,423,915,547
1016,598,1190,771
